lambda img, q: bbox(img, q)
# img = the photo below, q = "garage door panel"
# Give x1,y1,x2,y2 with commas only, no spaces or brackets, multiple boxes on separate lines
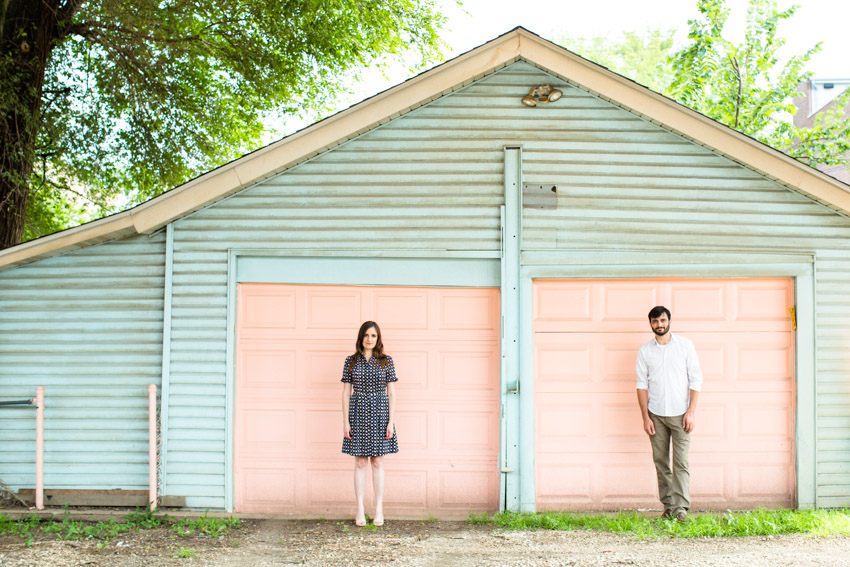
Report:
238,345,296,392
534,278,794,510
305,467,357,508
537,402,594,446
305,290,363,329
599,404,647,441
238,466,297,512
439,348,500,390
439,410,498,451
237,408,297,453
304,409,343,450
737,283,793,323
383,470,428,507
739,465,793,499
669,285,727,321
439,292,500,331
537,463,593,505
385,349,428,389
373,291,429,330
395,410,428,449
690,464,726,500
238,288,296,334
439,469,499,508
235,284,500,516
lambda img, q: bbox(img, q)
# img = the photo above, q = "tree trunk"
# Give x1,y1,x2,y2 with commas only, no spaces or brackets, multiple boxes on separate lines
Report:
0,0,65,249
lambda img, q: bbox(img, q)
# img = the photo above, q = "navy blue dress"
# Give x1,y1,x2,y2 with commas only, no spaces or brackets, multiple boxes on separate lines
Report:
341,355,399,457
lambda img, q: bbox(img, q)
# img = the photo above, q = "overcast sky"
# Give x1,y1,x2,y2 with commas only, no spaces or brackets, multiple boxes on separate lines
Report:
277,0,850,135
436,0,848,78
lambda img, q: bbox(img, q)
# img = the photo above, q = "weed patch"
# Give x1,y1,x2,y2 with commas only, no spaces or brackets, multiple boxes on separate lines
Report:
0,508,241,546
173,514,241,538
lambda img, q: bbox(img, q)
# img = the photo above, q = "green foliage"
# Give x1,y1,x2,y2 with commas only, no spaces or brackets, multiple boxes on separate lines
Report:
554,30,677,93
172,514,241,538
0,508,240,546
469,508,850,539
2,0,451,245
666,0,850,167
124,506,167,529
174,547,198,559
552,0,850,176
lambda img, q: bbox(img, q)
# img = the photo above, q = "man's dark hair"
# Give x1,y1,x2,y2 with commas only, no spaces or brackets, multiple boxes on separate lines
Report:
648,306,671,321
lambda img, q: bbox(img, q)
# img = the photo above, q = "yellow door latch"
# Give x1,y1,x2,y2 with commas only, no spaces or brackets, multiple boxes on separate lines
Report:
788,306,797,330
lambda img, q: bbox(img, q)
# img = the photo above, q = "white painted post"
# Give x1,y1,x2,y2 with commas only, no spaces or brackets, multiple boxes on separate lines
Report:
35,386,44,511
148,384,157,511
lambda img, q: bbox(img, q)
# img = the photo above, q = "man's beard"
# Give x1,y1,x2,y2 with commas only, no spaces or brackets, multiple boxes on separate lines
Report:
653,326,669,336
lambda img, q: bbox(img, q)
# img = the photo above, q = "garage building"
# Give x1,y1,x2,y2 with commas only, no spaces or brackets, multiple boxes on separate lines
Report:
2,28,849,515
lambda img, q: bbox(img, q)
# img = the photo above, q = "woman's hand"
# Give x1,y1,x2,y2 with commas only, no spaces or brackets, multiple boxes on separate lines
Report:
344,422,352,440
385,423,393,440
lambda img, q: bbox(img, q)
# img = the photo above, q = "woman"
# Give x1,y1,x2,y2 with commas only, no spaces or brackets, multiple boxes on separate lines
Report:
341,321,398,527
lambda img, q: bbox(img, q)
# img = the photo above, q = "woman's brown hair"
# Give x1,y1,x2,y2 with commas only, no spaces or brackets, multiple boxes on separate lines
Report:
346,321,389,372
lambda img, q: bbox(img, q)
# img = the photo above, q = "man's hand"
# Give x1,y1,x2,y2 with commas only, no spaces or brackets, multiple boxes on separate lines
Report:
683,411,695,433
643,417,655,436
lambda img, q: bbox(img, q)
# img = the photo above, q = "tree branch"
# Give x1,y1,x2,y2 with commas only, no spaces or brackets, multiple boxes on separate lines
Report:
66,17,249,47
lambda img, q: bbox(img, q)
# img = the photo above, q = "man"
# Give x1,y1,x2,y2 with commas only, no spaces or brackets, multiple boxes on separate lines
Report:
635,305,702,523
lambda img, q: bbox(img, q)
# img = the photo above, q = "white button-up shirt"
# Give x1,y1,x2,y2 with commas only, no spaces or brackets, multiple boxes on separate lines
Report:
635,333,703,417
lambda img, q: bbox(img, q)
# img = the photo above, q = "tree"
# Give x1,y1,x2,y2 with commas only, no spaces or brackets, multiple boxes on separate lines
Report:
554,30,677,94
0,0,448,248
667,0,850,168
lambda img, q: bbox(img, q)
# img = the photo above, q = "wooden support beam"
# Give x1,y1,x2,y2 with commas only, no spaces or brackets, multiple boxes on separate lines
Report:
16,489,185,508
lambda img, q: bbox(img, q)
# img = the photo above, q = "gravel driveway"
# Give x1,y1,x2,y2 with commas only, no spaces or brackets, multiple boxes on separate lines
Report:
3,519,850,566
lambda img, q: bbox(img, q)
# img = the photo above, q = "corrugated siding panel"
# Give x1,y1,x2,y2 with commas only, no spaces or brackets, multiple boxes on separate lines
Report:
0,232,165,490
813,251,850,506
164,61,850,507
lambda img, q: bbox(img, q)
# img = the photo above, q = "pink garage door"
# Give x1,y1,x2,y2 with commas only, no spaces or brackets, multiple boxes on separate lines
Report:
235,284,500,517
533,279,794,510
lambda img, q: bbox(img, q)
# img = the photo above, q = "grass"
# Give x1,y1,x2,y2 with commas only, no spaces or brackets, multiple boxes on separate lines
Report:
174,547,197,559
468,508,850,539
0,507,241,547
172,514,241,538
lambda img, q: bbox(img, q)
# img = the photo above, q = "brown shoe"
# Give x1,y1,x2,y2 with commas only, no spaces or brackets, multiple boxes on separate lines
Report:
661,508,673,519
675,511,687,523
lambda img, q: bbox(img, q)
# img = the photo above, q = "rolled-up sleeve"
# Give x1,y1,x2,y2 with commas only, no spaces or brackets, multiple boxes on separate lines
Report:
635,347,649,390
686,342,703,392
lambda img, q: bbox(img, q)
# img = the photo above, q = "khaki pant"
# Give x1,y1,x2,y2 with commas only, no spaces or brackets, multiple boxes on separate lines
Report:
648,412,690,513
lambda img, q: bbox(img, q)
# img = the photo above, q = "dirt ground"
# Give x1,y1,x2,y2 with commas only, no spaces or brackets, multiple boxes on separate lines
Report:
3,517,850,567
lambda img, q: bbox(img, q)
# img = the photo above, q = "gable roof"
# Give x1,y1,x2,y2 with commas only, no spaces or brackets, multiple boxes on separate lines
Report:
3,27,850,270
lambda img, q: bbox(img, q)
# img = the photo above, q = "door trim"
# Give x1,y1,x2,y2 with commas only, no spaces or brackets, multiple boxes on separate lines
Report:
519,255,816,511
224,250,500,511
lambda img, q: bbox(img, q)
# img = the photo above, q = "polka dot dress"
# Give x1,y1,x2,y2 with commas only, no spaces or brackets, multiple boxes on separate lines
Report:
341,354,399,457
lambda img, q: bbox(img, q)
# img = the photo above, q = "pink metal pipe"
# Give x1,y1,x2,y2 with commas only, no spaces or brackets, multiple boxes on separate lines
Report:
35,386,44,510
148,384,157,510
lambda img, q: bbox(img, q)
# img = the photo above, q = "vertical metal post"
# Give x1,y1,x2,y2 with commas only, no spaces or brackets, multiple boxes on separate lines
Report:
159,222,174,496
501,147,522,512
149,384,158,510
35,386,44,510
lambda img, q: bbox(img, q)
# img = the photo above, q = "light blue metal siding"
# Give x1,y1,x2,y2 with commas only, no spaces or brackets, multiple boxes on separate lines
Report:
0,233,165,491
813,251,850,506
162,61,850,509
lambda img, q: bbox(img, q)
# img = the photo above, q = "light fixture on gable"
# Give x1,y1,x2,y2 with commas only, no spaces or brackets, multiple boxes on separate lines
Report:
521,84,563,107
